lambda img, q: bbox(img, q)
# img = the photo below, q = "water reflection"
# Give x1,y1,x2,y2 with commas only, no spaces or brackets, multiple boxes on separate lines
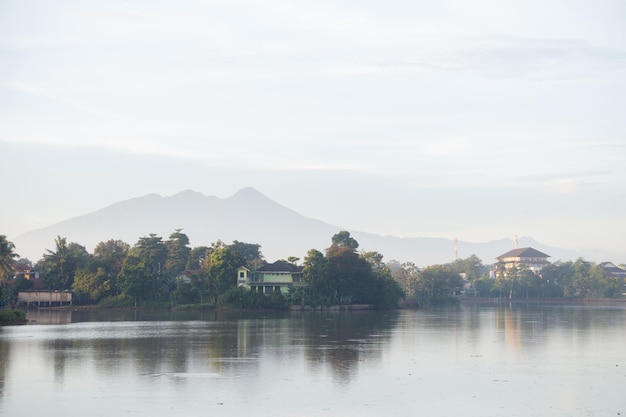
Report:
26,308,73,324
1,304,625,417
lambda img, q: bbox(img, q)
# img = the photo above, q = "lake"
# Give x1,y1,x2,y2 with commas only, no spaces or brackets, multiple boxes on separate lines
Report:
1,302,625,416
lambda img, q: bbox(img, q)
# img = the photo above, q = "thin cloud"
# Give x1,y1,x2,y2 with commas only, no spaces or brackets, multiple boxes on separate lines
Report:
514,170,614,183
375,37,626,80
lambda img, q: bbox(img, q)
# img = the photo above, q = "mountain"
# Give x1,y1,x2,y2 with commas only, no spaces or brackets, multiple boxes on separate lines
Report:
11,187,605,265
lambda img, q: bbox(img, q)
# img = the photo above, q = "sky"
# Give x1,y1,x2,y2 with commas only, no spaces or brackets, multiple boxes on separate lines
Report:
1,0,625,259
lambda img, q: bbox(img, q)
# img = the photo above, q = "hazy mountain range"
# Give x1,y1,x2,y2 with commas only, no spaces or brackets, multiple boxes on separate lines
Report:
11,187,615,266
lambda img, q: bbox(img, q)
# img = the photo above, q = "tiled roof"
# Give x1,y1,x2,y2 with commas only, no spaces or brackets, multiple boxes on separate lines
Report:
497,247,550,260
257,260,302,273
12,263,31,273
599,262,626,275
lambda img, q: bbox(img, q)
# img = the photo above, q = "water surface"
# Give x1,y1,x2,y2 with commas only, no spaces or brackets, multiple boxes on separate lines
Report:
1,303,625,416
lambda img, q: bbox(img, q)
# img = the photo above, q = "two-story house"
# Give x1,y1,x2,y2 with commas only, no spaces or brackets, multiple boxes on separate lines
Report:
237,260,304,295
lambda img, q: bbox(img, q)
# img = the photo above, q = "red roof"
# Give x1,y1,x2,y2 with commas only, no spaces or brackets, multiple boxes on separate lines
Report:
12,263,31,273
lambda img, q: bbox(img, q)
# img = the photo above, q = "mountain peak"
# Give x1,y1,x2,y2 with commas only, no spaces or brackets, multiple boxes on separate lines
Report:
173,189,205,198
230,187,268,201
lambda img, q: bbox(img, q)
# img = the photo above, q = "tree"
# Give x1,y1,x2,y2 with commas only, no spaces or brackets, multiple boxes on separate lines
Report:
331,231,359,250
450,255,484,283
118,234,168,306
203,243,245,303
360,251,404,307
187,246,209,270
72,267,114,304
230,241,264,269
0,235,19,282
164,230,191,279
118,253,152,308
393,262,420,298
39,236,91,290
325,233,376,304
303,249,328,301
0,236,19,305
415,265,463,303
93,239,129,276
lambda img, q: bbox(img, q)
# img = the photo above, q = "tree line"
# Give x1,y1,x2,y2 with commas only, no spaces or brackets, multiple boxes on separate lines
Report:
0,231,406,309
391,254,624,302
1,232,624,311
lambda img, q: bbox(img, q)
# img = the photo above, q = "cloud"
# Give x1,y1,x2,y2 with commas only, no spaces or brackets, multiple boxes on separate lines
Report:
375,37,626,80
514,170,614,183
512,170,616,194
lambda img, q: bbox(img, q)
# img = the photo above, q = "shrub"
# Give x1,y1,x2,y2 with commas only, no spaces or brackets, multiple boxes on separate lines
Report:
0,309,26,323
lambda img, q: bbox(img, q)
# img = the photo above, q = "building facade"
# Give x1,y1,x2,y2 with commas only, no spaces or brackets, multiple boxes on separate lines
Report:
237,260,304,295
496,247,550,273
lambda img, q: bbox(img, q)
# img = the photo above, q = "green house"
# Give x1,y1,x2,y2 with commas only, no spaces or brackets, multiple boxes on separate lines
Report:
237,260,304,295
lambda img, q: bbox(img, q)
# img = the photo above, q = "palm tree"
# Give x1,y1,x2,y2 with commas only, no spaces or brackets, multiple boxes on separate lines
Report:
43,236,70,289
0,235,19,282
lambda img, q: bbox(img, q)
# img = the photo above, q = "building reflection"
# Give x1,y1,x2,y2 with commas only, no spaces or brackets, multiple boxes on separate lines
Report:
26,308,73,325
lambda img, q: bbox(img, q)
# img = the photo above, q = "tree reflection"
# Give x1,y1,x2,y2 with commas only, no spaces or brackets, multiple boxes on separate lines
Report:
300,311,399,384
0,333,8,400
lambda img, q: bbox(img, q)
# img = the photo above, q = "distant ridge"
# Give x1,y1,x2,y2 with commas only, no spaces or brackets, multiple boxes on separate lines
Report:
11,188,604,265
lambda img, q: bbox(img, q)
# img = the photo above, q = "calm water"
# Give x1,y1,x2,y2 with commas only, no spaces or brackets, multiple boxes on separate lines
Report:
1,303,625,416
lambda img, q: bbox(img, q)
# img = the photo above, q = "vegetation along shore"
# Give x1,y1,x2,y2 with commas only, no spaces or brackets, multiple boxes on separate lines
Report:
1,230,624,323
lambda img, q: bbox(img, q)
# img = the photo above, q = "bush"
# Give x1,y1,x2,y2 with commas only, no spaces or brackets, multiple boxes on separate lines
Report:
0,309,26,323
218,287,289,310
97,294,135,308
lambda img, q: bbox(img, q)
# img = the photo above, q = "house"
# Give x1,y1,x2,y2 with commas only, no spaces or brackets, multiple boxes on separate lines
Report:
237,260,304,295
11,263,39,280
17,290,72,307
176,270,200,285
496,247,550,273
598,262,626,279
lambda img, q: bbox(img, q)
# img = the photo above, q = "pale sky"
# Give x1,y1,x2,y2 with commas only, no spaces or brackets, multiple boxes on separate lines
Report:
1,0,625,259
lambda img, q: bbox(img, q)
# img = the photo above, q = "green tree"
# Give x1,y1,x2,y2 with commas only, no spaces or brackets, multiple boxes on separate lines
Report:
4,276,33,305
164,230,191,279
230,241,264,269
118,254,152,307
72,267,114,304
540,262,571,297
331,230,359,250
415,265,463,304
325,233,375,304
0,235,19,284
39,236,91,290
303,249,328,302
393,262,420,298
118,234,168,306
571,259,619,299
450,255,484,284
93,239,129,276
187,246,209,270
203,242,245,303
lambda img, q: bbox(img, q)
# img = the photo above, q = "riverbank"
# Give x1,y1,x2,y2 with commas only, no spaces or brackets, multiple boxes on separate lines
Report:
459,296,626,305
0,309,27,325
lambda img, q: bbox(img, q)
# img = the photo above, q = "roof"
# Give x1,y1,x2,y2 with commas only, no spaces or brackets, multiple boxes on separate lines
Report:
599,262,626,275
12,263,32,273
257,260,303,273
497,247,550,260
